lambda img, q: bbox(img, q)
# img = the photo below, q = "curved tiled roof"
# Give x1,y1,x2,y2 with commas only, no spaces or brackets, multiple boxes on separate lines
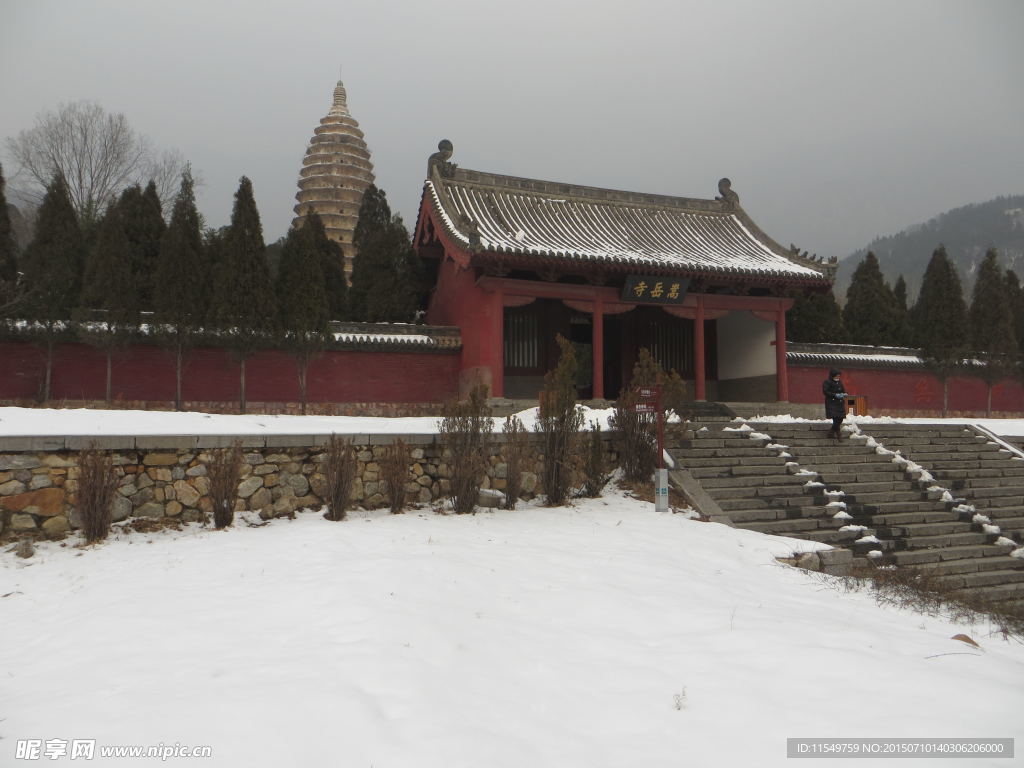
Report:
422,158,832,284
787,344,925,369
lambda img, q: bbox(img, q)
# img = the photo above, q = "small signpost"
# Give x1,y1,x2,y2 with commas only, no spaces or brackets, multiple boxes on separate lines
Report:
634,385,668,513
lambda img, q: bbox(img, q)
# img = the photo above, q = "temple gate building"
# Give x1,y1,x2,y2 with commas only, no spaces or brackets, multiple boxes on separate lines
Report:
292,79,375,274
413,140,835,402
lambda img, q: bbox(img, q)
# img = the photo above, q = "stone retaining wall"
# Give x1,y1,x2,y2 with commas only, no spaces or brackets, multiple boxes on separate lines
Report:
0,434,618,540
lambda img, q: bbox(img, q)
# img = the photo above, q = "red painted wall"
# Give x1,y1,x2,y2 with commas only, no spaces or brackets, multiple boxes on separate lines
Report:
427,255,499,392
0,342,460,405
790,365,1024,416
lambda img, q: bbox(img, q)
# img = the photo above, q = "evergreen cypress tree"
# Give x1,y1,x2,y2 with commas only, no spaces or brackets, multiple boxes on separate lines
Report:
209,176,276,413
19,173,85,401
349,185,418,322
154,169,206,409
117,182,166,309
200,227,226,327
0,164,19,312
892,275,910,347
786,289,844,343
1006,270,1024,359
304,209,347,320
969,249,1017,414
841,252,901,345
910,246,969,416
277,223,330,414
78,201,139,402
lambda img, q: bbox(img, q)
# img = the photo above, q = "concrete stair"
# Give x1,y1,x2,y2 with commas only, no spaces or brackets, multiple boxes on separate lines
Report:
671,419,870,547
713,420,1024,613
859,424,1024,547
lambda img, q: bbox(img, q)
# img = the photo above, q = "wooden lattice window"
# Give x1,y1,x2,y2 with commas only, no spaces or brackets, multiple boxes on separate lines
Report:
504,310,539,370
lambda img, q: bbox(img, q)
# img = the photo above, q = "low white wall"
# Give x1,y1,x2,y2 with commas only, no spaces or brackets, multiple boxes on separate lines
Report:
716,312,776,381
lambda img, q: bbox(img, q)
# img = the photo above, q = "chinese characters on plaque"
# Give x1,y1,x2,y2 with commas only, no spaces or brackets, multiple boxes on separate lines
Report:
621,276,689,305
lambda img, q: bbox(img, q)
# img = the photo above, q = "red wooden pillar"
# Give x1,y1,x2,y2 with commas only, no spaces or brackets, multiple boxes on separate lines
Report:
491,285,505,398
776,305,788,402
592,295,604,400
694,294,706,401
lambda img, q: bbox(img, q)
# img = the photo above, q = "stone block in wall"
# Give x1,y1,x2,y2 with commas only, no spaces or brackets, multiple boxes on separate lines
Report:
286,474,309,496
309,473,326,498
195,435,266,449
130,487,154,506
1,487,65,517
41,455,75,468
173,479,201,508
29,474,52,490
0,455,42,472
136,501,164,517
31,438,66,451
0,479,26,495
42,515,70,537
250,487,272,510
237,476,263,499
10,512,38,531
165,501,183,517
67,436,136,451
264,434,321,448
191,476,210,496
0,438,45,452
112,495,131,522
143,453,179,467
135,436,197,451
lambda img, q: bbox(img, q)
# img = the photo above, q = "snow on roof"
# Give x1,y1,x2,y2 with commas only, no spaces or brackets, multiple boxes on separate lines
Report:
788,351,925,365
333,333,435,345
424,172,830,283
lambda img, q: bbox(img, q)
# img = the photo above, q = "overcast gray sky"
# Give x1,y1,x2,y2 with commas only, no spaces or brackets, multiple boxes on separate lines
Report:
1,0,1021,260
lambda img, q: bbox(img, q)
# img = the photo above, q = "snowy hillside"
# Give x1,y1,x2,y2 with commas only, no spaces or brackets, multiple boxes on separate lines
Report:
2,489,1022,767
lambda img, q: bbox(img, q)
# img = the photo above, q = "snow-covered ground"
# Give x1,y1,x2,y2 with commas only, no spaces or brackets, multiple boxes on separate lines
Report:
0,405,615,436
2,489,1022,767
0,405,1023,438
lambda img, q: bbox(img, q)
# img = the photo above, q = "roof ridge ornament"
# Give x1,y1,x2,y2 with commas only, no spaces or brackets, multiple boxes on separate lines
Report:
458,213,482,252
428,139,457,179
716,178,739,209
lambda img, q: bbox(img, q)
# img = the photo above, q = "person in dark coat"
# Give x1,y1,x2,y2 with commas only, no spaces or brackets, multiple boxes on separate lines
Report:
822,368,848,439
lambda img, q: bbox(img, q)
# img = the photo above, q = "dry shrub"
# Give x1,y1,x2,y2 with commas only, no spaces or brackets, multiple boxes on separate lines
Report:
502,415,528,509
323,435,357,521
208,442,242,529
583,421,609,498
77,444,117,543
439,384,492,514
609,348,689,484
810,561,1024,642
537,335,582,506
383,438,411,514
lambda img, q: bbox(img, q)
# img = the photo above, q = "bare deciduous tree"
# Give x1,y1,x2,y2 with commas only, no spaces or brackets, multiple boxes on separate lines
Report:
5,101,189,223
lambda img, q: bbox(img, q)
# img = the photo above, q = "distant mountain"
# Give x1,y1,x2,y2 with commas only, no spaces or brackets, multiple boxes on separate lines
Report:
835,195,1024,301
